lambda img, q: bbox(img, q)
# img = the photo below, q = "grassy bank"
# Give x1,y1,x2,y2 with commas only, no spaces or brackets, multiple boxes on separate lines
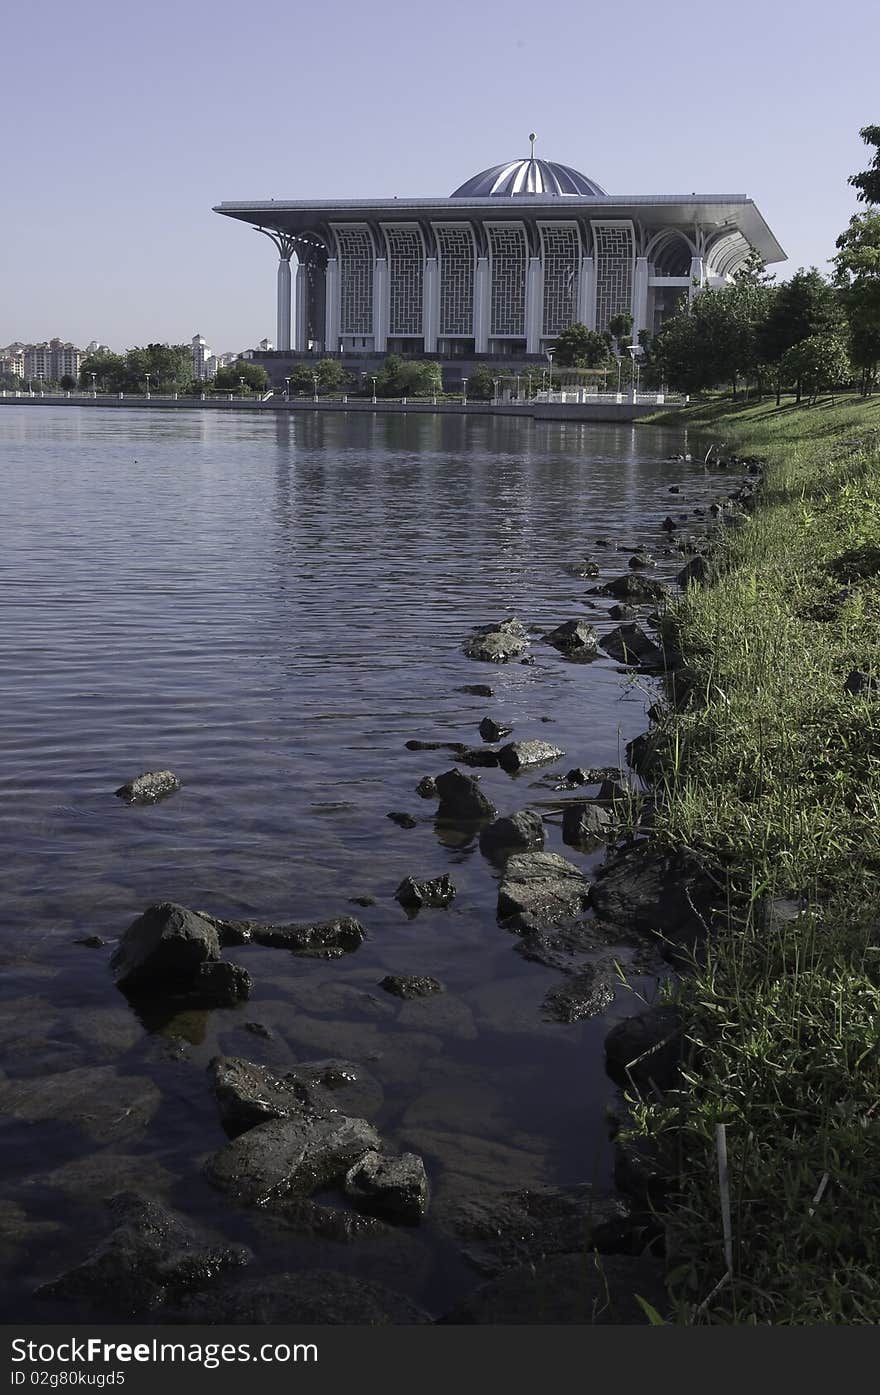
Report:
634,394,880,1322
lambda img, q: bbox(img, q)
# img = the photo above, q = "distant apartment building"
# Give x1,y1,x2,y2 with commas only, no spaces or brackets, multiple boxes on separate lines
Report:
191,333,211,379
9,340,85,382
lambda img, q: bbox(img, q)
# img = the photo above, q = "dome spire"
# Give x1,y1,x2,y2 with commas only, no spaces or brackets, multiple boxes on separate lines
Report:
529,132,537,160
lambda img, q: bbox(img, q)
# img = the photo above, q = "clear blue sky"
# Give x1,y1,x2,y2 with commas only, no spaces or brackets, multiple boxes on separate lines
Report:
2,0,877,353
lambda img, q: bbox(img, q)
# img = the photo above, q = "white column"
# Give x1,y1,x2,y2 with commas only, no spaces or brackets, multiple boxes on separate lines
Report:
631,256,649,340
372,257,388,351
474,256,490,353
276,255,292,352
324,257,340,352
576,256,595,328
294,260,309,350
525,256,543,354
423,256,439,352
689,256,706,304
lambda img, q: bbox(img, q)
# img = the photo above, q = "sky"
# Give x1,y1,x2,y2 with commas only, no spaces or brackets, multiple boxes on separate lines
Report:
2,0,878,353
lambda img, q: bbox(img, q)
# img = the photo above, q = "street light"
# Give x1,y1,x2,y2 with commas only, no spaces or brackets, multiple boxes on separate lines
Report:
546,347,555,399
492,377,499,404
284,376,291,401
145,372,151,398
312,373,318,402
462,377,468,405
615,356,622,396
627,344,642,400
90,372,97,397
515,374,521,401
526,372,532,399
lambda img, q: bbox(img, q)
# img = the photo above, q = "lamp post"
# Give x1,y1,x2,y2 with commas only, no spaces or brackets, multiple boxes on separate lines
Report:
492,377,499,405
526,372,532,399
90,372,97,397
546,347,555,399
515,374,521,401
284,376,291,401
627,344,642,401
145,372,151,399
615,356,622,397
312,373,318,403
462,377,468,405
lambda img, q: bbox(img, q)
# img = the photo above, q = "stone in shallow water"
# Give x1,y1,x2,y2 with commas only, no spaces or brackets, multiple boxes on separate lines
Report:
497,741,564,774
462,617,528,663
344,1150,430,1224
541,966,615,1022
251,916,365,956
497,852,591,927
0,1065,160,1145
206,1114,382,1206
561,801,612,847
210,1055,383,1134
542,619,598,655
176,1269,432,1324
394,875,456,910
439,1252,668,1324
435,767,496,821
110,902,221,993
379,975,444,1000
479,715,512,743
479,810,545,855
598,624,665,670
114,770,181,804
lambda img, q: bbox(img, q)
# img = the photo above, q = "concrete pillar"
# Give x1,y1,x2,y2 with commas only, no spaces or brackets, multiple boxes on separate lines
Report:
689,256,706,304
474,256,490,353
276,255,292,352
294,259,309,351
631,256,649,340
324,257,340,351
525,256,543,354
423,257,439,353
372,257,388,351
576,256,595,328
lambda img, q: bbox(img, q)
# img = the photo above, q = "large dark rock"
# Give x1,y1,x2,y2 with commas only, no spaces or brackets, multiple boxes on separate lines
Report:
497,852,591,927
514,921,613,972
479,716,512,743
210,1057,382,1136
604,1006,684,1090
561,802,612,847
188,962,252,1006
344,1150,430,1224
379,975,444,999
394,874,456,910
114,770,181,804
844,669,878,697
594,574,667,603
543,619,599,656
479,810,545,855
599,624,665,670
542,966,615,1022
463,618,528,663
676,555,710,587
439,1252,668,1324
206,1114,381,1206
435,767,496,821
110,903,221,993
415,775,437,799
35,1192,249,1317
589,843,716,949
497,741,564,774
250,916,365,956
176,1270,432,1325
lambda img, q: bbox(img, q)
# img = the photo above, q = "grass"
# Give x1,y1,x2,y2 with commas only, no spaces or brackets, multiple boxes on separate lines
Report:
628,393,880,1323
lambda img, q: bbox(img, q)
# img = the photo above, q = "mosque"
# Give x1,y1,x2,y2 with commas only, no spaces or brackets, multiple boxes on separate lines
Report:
214,137,784,373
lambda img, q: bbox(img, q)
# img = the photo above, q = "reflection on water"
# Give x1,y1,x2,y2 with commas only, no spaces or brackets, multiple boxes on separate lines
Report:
0,406,702,1319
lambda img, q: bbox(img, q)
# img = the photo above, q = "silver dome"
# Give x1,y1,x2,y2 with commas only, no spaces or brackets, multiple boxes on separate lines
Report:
450,158,605,198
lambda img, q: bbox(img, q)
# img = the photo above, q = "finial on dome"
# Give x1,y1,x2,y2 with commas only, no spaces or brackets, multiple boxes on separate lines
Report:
529,132,537,159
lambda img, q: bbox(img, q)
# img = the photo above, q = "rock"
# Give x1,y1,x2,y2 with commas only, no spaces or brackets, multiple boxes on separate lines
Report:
379,975,444,999
520,656,536,666
628,553,655,569
543,619,599,656
594,574,666,602
415,776,437,799
74,935,106,948
110,902,221,993
479,811,545,855
463,617,528,663
435,767,496,821
176,1270,431,1325
458,746,501,768
189,962,252,1006
250,916,365,956
497,852,591,927
435,1184,623,1278
440,1252,667,1324
599,624,665,670
479,716,512,743
677,552,714,585
244,1021,273,1039
394,874,456,909
0,1065,160,1145
497,741,564,774
595,778,633,804
661,516,678,532
604,1007,683,1090
344,1150,430,1224
613,1141,668,1203
608,603,637,620
844,669,878,697
561,802,612,846
514,922,613,972
210,1057,314,1137
589,843,715,950
206,1114,382,1206
114,770,181,804
567,559,600,577
387,811,418,828
349,895,376,907
35,1192,249,1317
542,966,615,1022
460,683,494,697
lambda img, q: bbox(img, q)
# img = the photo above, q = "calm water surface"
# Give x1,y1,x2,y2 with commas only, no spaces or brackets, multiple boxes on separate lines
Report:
0,406,707,1320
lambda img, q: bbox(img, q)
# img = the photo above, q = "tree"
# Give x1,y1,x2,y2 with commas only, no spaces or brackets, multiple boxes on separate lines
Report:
374,354,441,397
849,124,880,206
314,358,350,393
757,269,843,403
833,210,880,395
79,351,127,392
464,364,495,399
59,375,76,391
213,360,269,393
126,344,193,393
553,322,612,368
652,275,773,397
780,333,851,403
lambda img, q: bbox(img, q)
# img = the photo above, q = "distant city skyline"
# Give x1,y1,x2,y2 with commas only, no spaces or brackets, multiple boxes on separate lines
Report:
2,0,877,349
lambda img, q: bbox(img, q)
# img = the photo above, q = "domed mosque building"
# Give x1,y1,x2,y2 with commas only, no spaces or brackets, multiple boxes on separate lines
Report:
214,136,784,379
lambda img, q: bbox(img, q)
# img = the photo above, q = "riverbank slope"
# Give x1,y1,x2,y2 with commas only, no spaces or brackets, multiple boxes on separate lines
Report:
637,394,880,1322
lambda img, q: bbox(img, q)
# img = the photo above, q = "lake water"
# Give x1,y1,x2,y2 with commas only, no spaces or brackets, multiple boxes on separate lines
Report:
0,405,707,1321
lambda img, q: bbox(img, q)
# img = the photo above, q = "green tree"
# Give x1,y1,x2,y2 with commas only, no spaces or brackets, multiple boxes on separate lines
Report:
213,360,269,393
780,332,851,403
848,124,880,206
653,275,772,397
314,358,350,393
758,268,843,402
553,322,611,368
464,364,495,400
59,375,76,391
126,343,193,393
833,210,880,395
79,351,127,392
607,312,633,348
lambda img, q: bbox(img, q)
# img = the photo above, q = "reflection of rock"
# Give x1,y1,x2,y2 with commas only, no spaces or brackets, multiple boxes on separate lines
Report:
440,1252,667,1324
111,903,221,993
114,770,181,804
498,741,564,774
497,852,591,928
35,1192,249,1317
0,1065,160,1145
344,1150,430,1224
463,617,528,663
176,1270,432,1324
435,768,496,821
394,874,456,910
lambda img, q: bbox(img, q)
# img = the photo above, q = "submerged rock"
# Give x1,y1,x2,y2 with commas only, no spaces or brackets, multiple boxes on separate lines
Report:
463,617,528,663
435,767,496,821
176,1270,431,1325
206,1114,382,1206
440,1252,667,1324
479,810,545,855
497,741,564,774
497,852,591,927
344,1150,430,1224
604,1006,683,1090
387,811,418,828
542,966,615,1022
589,843,715,951
594,574,667,603
114,770,181,804
394,874,456,910
542,619,598,656
250,916,365,957
379,975,444,999
460,683,494,697
189,962,252,1006
110,903,221,993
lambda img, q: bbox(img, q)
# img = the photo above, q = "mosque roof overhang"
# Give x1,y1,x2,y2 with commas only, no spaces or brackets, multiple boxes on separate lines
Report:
213,196,785,264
